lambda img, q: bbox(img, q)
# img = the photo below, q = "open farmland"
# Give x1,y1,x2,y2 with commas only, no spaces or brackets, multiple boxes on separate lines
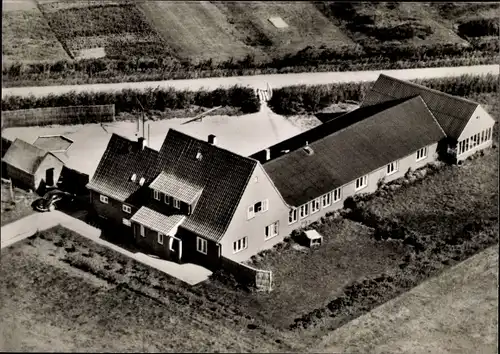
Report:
38,1,168,59
1,0,69,63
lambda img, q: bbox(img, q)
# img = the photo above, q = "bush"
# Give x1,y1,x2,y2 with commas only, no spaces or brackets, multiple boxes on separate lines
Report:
1,85,260,114
458,18,500,38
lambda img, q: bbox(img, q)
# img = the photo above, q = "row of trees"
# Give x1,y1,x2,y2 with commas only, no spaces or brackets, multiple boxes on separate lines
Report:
268,73,499,115
1,85,260,115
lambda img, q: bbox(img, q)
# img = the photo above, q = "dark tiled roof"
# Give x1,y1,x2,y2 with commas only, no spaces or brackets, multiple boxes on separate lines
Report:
156,129,257,242
263,96,446,206
130,206,185,235
88,129,257,242
361,74,479,140
250,98,408,164
2,138,59,174
86,134,160,202
1,137,12,158
149,171,203,204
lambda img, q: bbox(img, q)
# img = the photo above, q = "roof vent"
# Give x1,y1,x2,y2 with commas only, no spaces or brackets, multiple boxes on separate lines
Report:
303,146,314,155
265,148,271,161
208,134,217,145
139,177,145,186
130,173,137,182
196,151,203,161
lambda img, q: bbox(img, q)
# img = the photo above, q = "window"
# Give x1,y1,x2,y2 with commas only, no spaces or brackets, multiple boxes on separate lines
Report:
197,237,207,254
299,204,309,219
122,218,131,227
122,204,132,214
288,208,298,224
139,177,145,186
247,199,269,220
157,232,164,245
386,161,398,176
173,198,181,209
416,147,428,161
233,236,248,253
322,192,332,208
355,176,368,191
153,190,160,201
486,127,492,141
481,130,485,143
332,187,342,203
310,198,321,214
130,173,137,182
140,225,145,237
164,194,170,205
265,221,279,240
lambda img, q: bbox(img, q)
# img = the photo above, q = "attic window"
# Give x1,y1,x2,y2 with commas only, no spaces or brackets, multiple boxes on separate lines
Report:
130,173,137,182
303,146,314,155
196,151,203,161
139,177,145,186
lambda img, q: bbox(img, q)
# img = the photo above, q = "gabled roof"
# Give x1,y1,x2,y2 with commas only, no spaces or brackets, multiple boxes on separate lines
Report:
86,134,160,202
361,74,480,140
262,96,446,206
156,129,257,242
250,98,408,164
2,138,63,174
149,171,203,205
87,129,258,242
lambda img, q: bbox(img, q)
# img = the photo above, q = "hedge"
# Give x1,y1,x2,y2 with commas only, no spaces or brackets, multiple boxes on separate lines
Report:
1,85,260,114
268,73,499,115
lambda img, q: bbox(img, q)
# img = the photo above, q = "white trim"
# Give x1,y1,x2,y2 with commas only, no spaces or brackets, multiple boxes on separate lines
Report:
139,177,145,186
322,192,332,208
299,204,309,219
265,221,279,240
233,236,248,253
164,194,170,205
332,187,342,203
355,175,368,191
122,218,131,227
416,147,428,161
197,237,208,254
153,190,160,201
157,232,164,245
288,208,298,224
310,197,321,214
173,198,181,209
99,195,108,204
386,160,398,176
247,205,255,220
140,224,145,237
122,204,132,213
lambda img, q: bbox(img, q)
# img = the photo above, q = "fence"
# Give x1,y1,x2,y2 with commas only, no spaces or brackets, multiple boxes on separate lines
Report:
1,104,115,128
220,256,273,292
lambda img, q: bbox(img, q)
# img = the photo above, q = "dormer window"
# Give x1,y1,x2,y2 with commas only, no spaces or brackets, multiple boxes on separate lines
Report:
139,177,145,186
130,173,137,182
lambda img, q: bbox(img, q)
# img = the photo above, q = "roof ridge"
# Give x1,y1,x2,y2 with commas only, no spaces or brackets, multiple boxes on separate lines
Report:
412,95,448,138
378,74,480,107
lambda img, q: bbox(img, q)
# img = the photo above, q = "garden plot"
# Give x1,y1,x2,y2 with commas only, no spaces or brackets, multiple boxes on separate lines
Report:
38,2,167,58
2,3,69,63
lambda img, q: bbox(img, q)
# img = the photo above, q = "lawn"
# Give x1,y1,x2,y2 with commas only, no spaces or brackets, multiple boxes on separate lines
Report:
0,226,295,352
0,181,37,226
1,4,69,63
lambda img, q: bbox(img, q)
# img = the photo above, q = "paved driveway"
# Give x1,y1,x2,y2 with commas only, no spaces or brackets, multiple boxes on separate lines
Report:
1,211,211,285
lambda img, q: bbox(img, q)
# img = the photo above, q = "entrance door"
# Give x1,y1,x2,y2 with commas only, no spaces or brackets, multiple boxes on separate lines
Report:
169,237,182,262
46,168,54,186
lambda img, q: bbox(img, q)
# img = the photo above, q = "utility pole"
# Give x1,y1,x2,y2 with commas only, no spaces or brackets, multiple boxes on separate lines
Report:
136,97,147,145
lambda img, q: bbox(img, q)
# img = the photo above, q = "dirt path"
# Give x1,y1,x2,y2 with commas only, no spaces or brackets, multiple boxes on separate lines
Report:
2,65,498,98
1,211,211,285
316,245,499,354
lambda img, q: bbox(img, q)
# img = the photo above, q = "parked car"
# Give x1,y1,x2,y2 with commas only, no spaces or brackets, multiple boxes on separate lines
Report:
32,189,75,212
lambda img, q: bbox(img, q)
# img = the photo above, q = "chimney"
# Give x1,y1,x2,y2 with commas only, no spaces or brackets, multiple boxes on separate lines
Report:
265,148,271,161
138,137,147,150
208,134,217,146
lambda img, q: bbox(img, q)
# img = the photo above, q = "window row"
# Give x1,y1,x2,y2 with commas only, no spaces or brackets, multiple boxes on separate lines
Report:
153,190,181,209
289,187,342,224
457,127,492,156
416,147,427,161
135,224,176,251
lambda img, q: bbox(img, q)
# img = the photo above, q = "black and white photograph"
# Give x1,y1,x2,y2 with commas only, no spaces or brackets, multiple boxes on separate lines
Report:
1,1,498,352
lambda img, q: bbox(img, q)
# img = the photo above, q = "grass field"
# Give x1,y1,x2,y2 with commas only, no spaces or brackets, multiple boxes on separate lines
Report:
1,181,37,226
1,0,69,63
317,244,498,354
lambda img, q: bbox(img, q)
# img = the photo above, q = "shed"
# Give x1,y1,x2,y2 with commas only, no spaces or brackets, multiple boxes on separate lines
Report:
2,138,64,192
302,229,323,248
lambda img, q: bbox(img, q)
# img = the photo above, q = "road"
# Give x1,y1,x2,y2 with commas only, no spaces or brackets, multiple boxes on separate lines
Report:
2,65,499,98
1,210,212,285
